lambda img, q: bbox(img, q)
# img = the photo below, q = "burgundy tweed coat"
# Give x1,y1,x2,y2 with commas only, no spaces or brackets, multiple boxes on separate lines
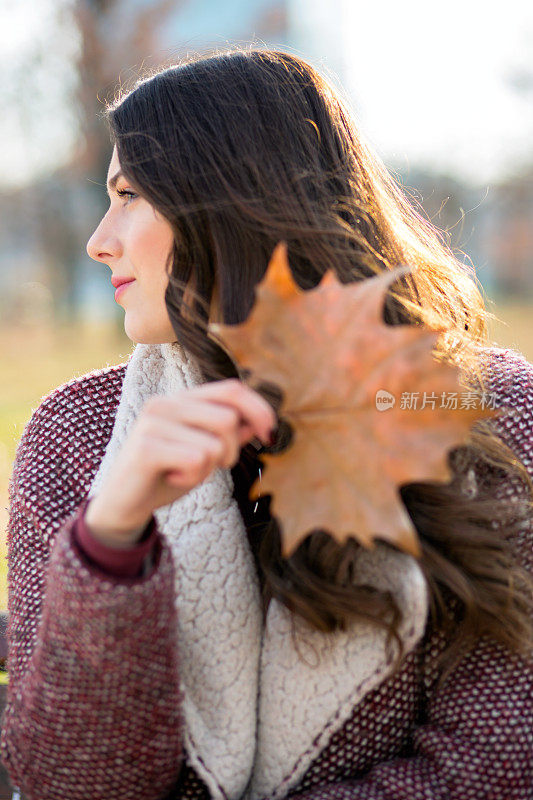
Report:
0,345,532,800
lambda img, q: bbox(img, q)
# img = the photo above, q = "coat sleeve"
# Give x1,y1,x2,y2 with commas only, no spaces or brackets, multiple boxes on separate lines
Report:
288,347,533,799
0,404,183,800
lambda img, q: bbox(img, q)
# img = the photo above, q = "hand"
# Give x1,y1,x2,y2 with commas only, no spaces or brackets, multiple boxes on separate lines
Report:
85,379,276,548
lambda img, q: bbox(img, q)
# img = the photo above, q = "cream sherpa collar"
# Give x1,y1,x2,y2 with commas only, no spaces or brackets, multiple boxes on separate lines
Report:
89,342,429,800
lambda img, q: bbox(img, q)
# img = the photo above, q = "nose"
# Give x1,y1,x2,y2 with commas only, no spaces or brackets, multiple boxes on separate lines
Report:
86,213,122,264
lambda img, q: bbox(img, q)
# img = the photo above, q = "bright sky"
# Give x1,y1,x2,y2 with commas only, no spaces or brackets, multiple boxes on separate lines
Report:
0,0,79,188
338,0,533,182
0,0,532,188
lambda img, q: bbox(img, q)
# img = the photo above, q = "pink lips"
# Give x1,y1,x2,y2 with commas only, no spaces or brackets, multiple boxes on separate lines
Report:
111,277,135,302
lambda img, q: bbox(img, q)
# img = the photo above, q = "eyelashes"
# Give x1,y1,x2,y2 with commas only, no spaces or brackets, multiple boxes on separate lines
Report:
116,188,138,204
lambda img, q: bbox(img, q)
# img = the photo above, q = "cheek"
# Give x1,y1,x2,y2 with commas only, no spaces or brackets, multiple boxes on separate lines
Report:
129,219,174,278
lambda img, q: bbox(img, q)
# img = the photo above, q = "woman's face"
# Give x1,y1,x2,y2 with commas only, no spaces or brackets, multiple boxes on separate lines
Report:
87,146,177,344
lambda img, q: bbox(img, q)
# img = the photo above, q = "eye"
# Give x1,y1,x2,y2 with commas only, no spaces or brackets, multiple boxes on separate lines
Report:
116,187,138,204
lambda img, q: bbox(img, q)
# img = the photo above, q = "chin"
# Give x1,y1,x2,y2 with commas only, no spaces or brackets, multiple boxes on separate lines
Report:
124,318,177,345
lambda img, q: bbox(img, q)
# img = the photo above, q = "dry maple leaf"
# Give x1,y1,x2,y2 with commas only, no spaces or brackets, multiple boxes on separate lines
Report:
209,242,500,558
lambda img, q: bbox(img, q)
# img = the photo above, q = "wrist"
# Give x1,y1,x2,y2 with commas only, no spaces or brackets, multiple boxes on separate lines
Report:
84,497,152,549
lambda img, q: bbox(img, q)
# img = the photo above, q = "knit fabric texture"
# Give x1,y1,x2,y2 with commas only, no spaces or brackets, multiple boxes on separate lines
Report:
0,345,531,800
87,342,263,800
78,341,428,800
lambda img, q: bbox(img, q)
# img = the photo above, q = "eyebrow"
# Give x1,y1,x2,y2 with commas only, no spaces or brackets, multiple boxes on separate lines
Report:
106,169,124,195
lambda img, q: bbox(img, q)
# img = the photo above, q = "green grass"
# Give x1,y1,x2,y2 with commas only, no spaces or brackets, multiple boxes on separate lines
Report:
0,305,531,611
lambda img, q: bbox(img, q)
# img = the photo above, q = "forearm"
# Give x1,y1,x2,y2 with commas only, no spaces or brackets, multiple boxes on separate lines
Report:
1,501,183,800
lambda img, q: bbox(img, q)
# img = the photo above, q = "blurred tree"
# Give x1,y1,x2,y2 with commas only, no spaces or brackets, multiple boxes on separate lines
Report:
0,0,180,324
52,0,179,324
73,0,179,179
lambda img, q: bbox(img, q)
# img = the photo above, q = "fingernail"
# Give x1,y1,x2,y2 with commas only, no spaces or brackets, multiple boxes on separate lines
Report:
267,426,278,447
260,428,274,447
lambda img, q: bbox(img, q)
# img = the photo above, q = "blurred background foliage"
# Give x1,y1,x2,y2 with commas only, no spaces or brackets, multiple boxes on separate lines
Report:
0,0,532,610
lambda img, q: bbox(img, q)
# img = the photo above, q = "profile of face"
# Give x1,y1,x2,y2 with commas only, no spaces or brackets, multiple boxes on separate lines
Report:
86,146,177,344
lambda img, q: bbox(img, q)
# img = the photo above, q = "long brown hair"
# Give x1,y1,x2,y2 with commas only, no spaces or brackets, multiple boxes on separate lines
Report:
106,48,532,677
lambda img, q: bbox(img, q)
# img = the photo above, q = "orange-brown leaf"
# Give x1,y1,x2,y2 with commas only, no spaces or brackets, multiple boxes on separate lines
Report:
210,242,500,558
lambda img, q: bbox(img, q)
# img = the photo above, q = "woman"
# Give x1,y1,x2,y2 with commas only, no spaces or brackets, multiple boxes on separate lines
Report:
1,49,531,800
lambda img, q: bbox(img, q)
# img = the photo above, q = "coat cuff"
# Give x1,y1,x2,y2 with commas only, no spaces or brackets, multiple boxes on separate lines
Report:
72,496,159,578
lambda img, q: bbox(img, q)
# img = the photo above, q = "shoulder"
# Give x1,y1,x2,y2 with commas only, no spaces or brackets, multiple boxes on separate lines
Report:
477,345,533,478
480,345,533,398
16,359,128,454
11,361,128,522
25,360,127,426
473,346,533,572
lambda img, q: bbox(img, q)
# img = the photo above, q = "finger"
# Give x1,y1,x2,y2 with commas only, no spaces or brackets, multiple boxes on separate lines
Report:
144,380,276,445
136,434,228,490
174,402,259,448
137,422,238,473
177,406,259,448
147,397,246,444
159,438,224,489
138,408,242,468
